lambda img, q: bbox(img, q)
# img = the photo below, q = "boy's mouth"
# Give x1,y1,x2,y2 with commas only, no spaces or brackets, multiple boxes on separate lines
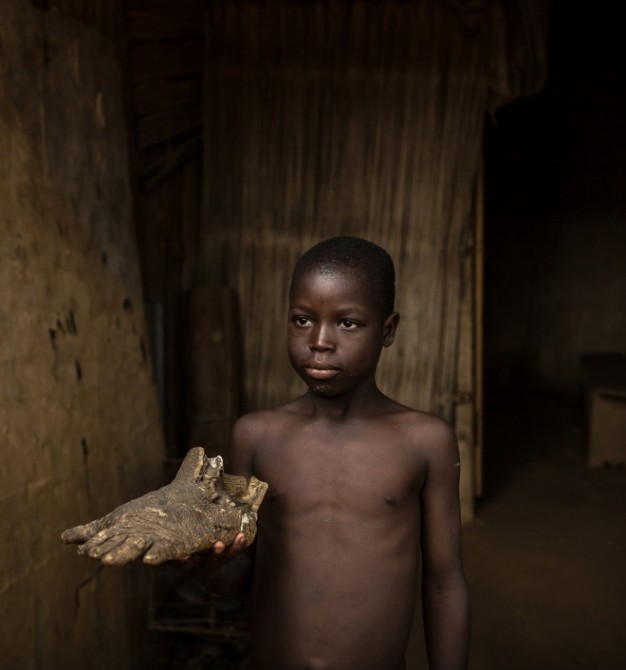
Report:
304,366,339,380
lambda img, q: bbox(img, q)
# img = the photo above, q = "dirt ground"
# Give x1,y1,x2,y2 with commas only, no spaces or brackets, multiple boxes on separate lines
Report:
408,394,626,670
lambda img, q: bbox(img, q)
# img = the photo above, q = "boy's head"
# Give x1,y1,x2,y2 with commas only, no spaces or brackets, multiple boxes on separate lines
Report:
289,236,396,320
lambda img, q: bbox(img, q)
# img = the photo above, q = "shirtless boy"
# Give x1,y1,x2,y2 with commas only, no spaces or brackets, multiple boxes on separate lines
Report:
209,236,470,670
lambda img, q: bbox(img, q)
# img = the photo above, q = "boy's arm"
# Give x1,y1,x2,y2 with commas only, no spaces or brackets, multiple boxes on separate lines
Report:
176,539,254,598
180,413,261,597
420,419,470,670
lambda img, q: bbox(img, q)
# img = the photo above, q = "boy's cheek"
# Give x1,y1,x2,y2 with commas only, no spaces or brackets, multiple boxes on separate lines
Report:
286,347,302,367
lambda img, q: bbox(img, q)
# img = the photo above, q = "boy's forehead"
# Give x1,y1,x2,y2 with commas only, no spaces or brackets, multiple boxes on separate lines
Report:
289,268,378,313
291,267,365,294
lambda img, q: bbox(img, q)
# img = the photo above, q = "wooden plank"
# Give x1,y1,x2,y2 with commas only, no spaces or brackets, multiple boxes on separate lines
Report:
181,157,202,291
474,147,485,497
185,287,240,466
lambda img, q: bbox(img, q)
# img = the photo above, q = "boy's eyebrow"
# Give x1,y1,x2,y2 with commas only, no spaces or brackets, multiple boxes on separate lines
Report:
289,303,369,316
334,306,368,317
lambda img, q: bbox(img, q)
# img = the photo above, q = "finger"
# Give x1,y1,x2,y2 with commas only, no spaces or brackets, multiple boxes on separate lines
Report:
170,553,205,572
61,519,104,544
76,527,121,553
212,541,226,556
143,539,179,565
101,536,151,566
80,535,129,560
207,535,245,564
221,534,247,560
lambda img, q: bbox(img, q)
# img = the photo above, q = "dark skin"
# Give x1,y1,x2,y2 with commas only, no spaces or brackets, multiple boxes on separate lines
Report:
203,268,470,670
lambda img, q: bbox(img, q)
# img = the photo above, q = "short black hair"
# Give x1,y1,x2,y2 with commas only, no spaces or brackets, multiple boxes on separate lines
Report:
290,236,396,318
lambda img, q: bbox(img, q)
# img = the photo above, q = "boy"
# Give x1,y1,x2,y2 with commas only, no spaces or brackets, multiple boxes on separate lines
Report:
209,236,470,669
65,236,470,669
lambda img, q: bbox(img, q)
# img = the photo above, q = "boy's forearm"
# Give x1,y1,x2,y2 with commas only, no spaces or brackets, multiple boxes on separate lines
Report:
178,552,254,599
422,576,470,670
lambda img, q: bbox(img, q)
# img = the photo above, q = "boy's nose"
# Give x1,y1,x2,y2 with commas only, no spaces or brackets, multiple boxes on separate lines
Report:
310,323,335,351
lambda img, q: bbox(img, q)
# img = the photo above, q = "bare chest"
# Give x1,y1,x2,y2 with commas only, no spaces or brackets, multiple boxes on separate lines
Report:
253,430,423,521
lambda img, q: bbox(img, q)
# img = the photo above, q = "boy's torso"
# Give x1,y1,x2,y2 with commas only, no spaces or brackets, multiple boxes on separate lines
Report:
243,398,433,670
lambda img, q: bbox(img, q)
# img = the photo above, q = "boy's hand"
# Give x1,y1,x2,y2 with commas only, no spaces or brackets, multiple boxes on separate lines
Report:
61,448,267,566
175,533,248,574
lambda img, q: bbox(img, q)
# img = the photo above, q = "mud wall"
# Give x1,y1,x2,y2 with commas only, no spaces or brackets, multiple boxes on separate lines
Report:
0,1,165,667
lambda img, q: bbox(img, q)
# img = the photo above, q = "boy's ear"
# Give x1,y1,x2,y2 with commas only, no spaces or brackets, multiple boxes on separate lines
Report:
382,312,400,347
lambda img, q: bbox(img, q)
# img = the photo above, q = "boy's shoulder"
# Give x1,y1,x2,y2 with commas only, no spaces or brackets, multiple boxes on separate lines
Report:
232,398,457,465
383,396,453,433
230,402,305,474
232,399,303,442
383,399,458,461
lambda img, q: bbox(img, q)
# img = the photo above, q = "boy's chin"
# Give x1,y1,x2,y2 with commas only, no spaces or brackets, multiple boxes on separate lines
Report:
300,376,337,395
308,380,351,397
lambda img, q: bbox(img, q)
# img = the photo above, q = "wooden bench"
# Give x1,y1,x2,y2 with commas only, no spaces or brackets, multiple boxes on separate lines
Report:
581,353,626,468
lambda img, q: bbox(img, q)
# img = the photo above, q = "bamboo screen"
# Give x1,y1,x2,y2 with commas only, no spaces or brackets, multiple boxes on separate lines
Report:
200,0,550,417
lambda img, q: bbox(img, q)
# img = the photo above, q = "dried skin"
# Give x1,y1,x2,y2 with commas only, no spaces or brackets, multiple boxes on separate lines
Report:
61,448,268,566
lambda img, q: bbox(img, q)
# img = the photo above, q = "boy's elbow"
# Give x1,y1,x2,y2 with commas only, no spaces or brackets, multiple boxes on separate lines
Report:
423,569,468,599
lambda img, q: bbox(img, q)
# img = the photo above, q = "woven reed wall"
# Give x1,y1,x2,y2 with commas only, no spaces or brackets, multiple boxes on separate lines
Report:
201,0,550,418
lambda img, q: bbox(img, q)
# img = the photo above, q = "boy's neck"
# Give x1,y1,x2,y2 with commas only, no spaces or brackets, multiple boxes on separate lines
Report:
302,379,385,421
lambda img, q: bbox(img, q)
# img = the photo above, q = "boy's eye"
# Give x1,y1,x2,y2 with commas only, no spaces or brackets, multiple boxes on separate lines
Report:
339,319,359,330
292,316,312,327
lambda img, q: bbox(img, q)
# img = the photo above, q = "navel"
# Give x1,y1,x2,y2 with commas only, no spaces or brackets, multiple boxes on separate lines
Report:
384,495,397,506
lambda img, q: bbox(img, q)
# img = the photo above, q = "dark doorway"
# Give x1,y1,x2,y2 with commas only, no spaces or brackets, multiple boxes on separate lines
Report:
482,0,626,498
469,3,626,666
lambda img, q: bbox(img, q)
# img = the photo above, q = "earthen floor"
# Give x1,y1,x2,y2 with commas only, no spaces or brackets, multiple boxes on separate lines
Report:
407,395,626,670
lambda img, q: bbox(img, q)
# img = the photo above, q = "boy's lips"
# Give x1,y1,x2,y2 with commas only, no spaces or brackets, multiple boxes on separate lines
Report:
304,365,339,380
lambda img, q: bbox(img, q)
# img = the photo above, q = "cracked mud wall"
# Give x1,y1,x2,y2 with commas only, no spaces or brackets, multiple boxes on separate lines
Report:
0,1,166,667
